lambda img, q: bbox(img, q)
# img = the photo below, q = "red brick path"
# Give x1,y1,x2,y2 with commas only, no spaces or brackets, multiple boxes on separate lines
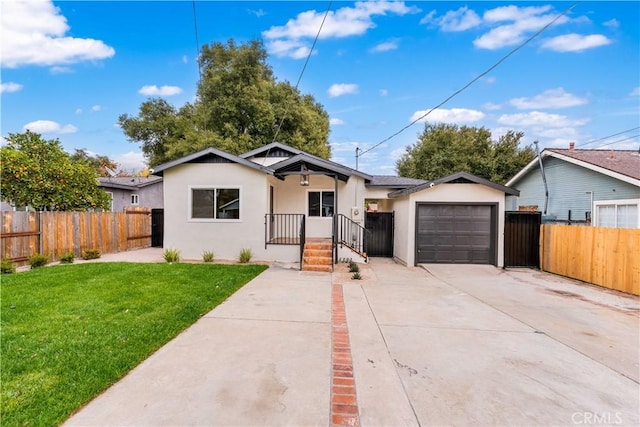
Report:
331,284,360,426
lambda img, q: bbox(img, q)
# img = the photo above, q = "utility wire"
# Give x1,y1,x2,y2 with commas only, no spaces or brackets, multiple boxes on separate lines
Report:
593,134,640,149
357,2,580,158
192,0,202,84
575,126,640,148
270,1,333,145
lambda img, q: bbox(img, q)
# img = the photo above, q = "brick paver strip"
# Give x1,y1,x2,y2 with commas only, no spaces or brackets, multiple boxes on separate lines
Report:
331,284,360,427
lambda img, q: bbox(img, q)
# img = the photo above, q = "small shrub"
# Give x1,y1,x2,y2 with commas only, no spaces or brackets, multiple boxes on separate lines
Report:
81,249,101,260
28,253,49,269
202,250,215,263
1,257,16,274
59,251,75,264
163,248,180,263
239,248,252,263
348,261,360,273
351,271,362,280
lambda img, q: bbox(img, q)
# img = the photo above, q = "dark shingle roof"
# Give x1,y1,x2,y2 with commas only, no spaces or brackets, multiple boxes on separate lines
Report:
546,149,640,180
367,175,427,188
98,176,162,189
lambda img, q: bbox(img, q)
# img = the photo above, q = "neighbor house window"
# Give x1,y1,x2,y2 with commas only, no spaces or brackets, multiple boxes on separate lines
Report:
191,188,240,220
308,191,334,217
131,194,139,205
594,199,639,228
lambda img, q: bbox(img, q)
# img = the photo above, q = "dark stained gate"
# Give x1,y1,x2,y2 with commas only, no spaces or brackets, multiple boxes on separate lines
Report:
151,208,164,247
365,212,394,257
504,211,541,268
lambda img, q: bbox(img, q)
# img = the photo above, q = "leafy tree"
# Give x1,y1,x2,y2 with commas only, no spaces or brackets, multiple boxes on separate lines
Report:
119,39,330,167
71,149,122,177
396,123,535,184
0,131,111,211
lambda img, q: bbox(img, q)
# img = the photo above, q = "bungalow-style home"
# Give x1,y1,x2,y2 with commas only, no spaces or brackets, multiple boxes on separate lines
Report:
152,142,519,270
98,176,163,212
505,143,640,228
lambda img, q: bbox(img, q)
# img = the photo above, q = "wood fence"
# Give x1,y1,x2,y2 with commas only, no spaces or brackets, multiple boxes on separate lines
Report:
1,209,151,264
540,224,640,296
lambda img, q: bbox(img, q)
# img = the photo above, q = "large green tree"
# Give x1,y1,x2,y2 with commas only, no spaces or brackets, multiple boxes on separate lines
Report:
0,131,111,211
119,39,331,167
396,123,535,184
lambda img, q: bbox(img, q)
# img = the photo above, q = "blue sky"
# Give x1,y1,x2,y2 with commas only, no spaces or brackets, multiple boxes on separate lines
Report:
1,1,639,175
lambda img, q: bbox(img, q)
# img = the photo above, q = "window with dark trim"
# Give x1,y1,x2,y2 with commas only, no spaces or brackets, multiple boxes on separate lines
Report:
192,188,240,220
130,194,139,205
308,191,334,217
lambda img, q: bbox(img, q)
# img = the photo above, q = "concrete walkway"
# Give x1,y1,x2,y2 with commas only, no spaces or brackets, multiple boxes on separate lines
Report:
65,255,639,426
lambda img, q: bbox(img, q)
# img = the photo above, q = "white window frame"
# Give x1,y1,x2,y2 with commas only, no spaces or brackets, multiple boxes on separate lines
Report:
593,198,640,228
106,192,114,211
130,194,140,206
188,185,242,223
307,189,335,219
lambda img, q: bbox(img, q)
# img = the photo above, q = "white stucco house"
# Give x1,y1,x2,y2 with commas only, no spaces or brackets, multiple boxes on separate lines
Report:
152,142,518,270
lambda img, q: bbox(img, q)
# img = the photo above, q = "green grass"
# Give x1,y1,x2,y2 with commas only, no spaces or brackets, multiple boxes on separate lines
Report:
0,262,267,427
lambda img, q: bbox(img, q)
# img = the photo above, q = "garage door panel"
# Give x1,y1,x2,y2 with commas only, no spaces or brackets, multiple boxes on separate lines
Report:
417,204,495,265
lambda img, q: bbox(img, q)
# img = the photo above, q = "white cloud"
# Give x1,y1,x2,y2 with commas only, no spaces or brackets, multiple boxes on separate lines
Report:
23,120,78,134
181,55,188,64
263,1,419,58
484,102,502,111
509,88,587,110
50,66,73,74
420,6,481,32
248,8,266,18
473,5,569,50
330,118,345,126
390,147,405,160
113,151,146,172
497,111,588,127
0,82,23,93
630,87,640,96
328,83,359,97
75,108,83,115
541,34,612,52
603,19,619,29
370,39,399,53
379,89,388,96
91,105,101,112
0,0,115,68
411,108,485,124
138,85,183,96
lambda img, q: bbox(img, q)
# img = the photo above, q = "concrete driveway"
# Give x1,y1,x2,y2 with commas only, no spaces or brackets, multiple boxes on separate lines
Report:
66,255,639,426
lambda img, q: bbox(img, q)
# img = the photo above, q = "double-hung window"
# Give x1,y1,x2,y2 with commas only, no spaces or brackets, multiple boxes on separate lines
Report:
191,187,240,220
130,194,139,205
308,191,334,217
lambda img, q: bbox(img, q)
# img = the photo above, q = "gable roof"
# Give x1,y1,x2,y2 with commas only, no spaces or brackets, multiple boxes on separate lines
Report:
270,153,372,182
151,147,274,176
367,175,427,189
239,142,303,159
506,149,640,187
99,176,162,190
389,171,519,198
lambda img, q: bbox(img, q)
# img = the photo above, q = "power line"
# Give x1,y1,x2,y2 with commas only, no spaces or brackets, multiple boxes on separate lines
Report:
575,126,640,148
593,134,640,149
271,1,333,145
192,0,202,84
357,2,580,158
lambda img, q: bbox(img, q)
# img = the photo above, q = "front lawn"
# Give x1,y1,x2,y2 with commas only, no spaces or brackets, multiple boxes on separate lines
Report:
1,262,267,427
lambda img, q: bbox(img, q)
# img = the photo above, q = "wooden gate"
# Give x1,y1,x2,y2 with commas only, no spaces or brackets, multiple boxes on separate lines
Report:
365,212,394,257
504,211,541,268
151,209,164,247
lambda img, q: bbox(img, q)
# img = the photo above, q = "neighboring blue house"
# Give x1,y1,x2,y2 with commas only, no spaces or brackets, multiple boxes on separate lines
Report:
98,176,163,212
506,144,640,228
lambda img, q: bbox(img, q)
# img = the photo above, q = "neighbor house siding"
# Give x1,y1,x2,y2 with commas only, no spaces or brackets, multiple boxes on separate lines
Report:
508,157,640,221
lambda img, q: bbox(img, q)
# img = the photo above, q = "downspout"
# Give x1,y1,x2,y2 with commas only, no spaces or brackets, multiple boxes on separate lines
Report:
534,141,548,215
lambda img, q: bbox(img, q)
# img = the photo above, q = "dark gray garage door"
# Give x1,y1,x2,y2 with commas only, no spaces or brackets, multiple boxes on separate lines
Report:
416,204,495,265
